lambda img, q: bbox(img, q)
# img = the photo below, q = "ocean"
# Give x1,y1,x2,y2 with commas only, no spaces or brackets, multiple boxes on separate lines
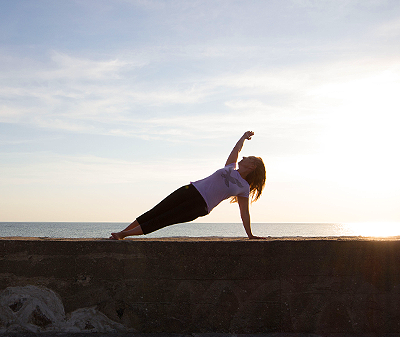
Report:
1,222,399,239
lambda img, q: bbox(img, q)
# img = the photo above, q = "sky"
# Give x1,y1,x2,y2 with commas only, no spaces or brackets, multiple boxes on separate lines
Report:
1,0,399,224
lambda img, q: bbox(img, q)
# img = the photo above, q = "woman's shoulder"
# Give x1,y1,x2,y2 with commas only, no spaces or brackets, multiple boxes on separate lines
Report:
224,162,236,169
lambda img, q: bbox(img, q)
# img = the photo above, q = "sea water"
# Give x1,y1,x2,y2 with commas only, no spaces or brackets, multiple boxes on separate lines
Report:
1,222,399,238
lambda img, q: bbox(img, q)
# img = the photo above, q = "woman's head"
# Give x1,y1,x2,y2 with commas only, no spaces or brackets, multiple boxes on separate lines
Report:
245,156,266,202
232,156,266,203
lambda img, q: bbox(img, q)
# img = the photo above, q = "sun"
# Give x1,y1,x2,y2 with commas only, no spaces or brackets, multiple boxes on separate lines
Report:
345,222,400,237
316,68,400,192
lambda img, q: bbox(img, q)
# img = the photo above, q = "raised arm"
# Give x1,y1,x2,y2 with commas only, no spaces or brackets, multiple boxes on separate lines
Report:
225,131,254,166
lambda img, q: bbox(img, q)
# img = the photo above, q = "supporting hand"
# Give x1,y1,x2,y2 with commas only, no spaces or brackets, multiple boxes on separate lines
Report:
248,235,267,240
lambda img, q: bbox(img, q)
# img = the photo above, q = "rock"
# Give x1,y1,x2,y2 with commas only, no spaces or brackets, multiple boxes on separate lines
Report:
64,307,126,333
0,285,126,333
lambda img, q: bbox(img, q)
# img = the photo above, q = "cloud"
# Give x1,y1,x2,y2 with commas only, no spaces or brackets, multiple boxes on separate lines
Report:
374,16,400,38
48,51,130,80
0,152,207,186
1,44,399,147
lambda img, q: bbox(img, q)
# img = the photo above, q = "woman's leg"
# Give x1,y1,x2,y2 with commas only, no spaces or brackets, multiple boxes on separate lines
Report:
138,196,207,234
109,184,207,239
109,187,189,239
136,185,192,225
121,219,141,232
110,220,143,240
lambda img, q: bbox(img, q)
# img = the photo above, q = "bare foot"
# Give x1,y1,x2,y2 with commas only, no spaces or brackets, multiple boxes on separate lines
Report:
110,232,122,240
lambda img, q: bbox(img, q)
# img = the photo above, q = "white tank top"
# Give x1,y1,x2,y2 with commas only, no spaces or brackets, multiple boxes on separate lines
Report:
191,163,250,213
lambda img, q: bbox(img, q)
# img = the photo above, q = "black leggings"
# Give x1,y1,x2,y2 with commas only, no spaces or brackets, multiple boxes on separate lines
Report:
137,184,208,234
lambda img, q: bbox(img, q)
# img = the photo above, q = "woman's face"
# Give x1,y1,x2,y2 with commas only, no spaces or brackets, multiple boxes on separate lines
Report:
238,156,255,170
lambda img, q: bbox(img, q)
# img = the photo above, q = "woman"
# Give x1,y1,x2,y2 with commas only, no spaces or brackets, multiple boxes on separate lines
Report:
110,131,266,240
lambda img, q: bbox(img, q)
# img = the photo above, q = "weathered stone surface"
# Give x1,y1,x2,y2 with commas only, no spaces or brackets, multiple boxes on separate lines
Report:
2,237,400,333
0,285,126,333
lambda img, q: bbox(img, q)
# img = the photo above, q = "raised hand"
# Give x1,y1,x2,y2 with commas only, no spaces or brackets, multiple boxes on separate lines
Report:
226,131,255,166
243,131,254,140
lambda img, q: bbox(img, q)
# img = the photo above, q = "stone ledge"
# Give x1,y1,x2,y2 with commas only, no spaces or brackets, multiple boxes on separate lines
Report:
0,332,400,337
1,237,400,333
2,236,400,241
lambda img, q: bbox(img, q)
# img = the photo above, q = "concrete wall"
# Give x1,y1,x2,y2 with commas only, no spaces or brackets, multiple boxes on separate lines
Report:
1,237,400,334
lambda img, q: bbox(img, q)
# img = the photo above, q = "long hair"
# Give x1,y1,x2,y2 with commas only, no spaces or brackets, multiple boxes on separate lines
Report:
231,156,266,204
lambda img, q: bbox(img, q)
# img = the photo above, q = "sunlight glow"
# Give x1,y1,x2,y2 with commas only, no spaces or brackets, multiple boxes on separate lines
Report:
316,67,400,192
345,222,400,237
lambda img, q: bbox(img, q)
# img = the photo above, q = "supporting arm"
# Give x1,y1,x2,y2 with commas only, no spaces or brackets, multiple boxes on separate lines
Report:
238,196,266,240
